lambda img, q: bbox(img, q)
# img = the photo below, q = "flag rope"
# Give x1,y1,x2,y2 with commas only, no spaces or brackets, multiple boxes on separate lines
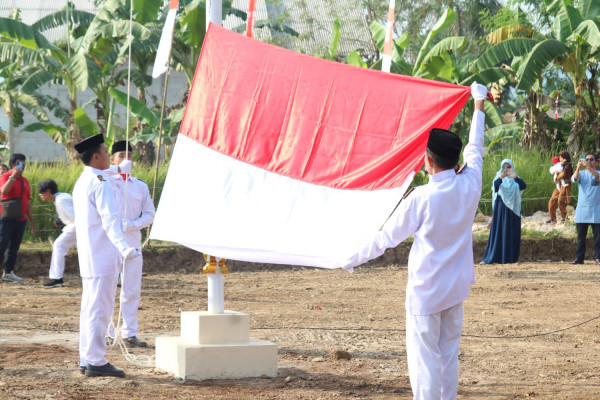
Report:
105,0,155,369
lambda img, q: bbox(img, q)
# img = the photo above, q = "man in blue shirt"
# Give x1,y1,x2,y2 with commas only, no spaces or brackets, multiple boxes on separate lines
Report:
572,153,600,264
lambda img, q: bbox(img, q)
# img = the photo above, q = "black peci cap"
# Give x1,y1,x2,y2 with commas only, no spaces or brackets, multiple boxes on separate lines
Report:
74,134,105,154
111,140,134,155
426,128,462,160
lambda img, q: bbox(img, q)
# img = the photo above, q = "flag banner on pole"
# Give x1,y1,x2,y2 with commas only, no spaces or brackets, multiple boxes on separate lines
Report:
152,0,179,79
150,24,470,269
381,0,395,73
246,0,257,37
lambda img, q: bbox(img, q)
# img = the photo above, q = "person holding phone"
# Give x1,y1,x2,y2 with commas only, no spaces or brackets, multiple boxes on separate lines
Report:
481,159,526,264
0,154,35,282
572,153,600,264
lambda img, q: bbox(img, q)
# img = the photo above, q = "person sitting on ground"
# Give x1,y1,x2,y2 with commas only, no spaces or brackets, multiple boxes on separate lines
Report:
547,151,572,223
481,159,526,264
572,153,600,265
38,179,76,288
0,154,35,282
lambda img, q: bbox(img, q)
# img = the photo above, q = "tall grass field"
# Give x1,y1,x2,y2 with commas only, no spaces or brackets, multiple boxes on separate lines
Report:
17,146,576,244
21,163,168,243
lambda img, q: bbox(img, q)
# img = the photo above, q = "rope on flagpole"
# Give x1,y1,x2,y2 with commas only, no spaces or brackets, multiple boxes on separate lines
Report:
105,0,155,369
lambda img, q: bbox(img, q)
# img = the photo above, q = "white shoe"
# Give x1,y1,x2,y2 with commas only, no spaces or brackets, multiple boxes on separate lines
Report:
2,271,23,282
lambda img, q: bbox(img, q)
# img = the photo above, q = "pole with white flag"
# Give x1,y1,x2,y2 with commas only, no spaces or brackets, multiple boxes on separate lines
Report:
381,0,395,73
148,0,179,245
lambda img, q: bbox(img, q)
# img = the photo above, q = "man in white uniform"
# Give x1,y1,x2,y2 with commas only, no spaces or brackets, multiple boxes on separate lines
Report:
344,82,488,399
73,134,141,378
109,141,155,347
38,179,76,288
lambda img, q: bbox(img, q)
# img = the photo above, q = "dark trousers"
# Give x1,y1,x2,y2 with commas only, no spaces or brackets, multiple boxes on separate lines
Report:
0,219,26,273
575,223,600,261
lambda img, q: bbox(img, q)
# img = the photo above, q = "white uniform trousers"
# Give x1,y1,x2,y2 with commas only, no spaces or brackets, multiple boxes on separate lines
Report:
49,230,77,279
119,256,143,338
406,302,463,400
79,274,119,367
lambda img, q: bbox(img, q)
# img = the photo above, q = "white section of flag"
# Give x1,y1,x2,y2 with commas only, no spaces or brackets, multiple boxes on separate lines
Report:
150,134,413,269
152,8,178,79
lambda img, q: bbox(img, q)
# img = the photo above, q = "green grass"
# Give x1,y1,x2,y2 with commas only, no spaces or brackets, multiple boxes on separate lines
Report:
22,162,168,243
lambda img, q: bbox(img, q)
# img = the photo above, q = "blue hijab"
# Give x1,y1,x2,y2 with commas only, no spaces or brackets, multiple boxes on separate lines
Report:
492,158,522,216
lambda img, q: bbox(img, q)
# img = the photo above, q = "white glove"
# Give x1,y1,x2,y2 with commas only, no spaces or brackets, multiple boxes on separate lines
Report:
122,219,136,233
122,247,141,260
471,81,488,101
119,160,132,174
105,165,119,176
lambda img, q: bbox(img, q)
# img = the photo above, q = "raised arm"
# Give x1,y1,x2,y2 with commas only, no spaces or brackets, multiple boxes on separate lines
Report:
462,83,487,176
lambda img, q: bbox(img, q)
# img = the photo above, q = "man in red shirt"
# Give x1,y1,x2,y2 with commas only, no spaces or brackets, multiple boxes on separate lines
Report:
0,154,35,282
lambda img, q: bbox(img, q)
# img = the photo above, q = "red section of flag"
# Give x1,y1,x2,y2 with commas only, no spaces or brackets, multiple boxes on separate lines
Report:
181,24,470,191
170,0,179,9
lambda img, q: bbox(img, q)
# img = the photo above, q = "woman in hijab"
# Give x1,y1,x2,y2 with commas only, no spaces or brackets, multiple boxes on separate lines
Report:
482,159,527,264
547,150,573,223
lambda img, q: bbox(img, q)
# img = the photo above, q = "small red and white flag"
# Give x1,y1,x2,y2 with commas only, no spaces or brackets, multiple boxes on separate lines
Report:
246,0,257,38
152,0,179,78
150,25,470,269
382,0,395,73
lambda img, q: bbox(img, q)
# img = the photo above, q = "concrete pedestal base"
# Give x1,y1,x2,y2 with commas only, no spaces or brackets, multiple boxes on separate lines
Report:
155,310,278,380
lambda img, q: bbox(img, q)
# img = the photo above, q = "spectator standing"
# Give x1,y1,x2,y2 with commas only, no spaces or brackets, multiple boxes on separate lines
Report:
0,164,8,174
572,153,600,264
547,151,573,223
0,154,35,282
481,159,526,264
38,179,76,288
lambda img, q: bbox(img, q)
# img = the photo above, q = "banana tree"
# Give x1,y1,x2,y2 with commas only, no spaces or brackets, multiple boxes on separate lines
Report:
476,0,600,152
0,13,103,161
0,61,53,154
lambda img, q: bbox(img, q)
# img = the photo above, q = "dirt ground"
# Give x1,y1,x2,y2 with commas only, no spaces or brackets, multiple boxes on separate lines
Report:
2,256,600,399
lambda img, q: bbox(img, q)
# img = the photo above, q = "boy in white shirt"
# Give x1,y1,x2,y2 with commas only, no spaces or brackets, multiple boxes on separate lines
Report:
38,179,76,288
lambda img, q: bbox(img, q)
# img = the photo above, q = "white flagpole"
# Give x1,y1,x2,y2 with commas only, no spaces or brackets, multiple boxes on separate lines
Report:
381,0,395,73
204,0,226,315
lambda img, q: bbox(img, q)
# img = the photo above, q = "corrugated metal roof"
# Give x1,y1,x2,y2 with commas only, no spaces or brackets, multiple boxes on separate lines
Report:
0,0,97,44
225,0,376,57
0,0,375,57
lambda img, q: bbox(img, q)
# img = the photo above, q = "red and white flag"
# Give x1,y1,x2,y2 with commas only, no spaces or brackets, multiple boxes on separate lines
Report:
382,0,395,73
152,0,179,78
246,0,257,38
150,24,470,269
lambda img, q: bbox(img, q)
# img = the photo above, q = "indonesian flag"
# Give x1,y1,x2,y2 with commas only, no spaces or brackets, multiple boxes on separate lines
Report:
152,0,179,78
150,24,470,269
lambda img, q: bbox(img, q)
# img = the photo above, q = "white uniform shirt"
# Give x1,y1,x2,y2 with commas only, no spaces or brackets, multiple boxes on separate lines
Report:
345,110,485,315
111,175,156,247
55,192,75,233
73,166,129,278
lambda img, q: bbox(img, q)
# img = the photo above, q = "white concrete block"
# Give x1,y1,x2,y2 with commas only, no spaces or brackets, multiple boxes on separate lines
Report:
180,310,250,345
155,336,278,380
